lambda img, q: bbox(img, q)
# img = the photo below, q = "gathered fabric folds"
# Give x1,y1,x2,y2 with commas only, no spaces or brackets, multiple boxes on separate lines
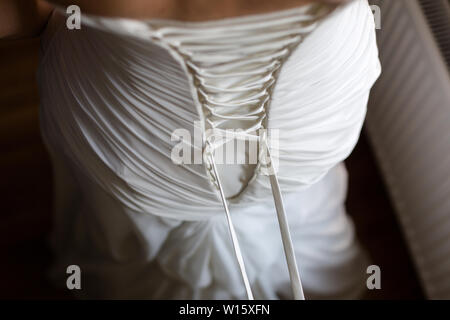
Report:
38,0,381,299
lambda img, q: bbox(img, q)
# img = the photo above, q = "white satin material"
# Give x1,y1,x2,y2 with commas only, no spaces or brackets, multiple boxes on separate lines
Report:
38,0,381,299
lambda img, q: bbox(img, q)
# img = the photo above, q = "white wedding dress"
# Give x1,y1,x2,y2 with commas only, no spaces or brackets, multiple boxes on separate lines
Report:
38,0,381,299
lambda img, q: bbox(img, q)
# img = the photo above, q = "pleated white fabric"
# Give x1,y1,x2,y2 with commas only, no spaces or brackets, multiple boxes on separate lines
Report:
38,0,381,299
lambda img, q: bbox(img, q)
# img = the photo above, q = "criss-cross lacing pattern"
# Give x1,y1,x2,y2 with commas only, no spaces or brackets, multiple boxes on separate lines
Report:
143,5,331,300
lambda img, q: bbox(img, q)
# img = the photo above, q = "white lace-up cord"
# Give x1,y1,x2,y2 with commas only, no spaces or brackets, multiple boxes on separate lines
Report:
263,137,305,300
269,173,305,300
206,136,305,300
206,141,254,300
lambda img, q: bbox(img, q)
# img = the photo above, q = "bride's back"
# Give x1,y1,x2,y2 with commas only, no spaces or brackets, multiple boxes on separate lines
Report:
38,0,381,299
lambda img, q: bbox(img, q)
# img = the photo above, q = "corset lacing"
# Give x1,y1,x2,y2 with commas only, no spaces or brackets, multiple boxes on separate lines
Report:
147,4,331,299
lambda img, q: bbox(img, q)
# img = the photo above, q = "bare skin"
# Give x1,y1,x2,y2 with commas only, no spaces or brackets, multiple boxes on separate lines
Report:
46,0,350,20
0,0,350,39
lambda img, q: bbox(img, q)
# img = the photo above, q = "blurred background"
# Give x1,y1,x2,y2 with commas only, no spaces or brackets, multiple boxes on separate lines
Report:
1,0,449,299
